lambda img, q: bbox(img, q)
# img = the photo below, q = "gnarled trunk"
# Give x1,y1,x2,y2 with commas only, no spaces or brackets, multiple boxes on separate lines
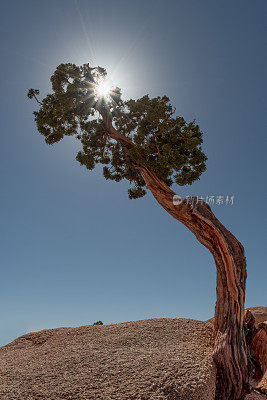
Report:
138,166,249,400
100,111,266,400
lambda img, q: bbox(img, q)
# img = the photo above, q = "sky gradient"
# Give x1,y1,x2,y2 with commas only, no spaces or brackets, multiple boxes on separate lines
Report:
0,0,266,347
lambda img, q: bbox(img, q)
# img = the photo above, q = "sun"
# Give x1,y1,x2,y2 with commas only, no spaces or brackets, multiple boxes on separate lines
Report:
95,79,113,99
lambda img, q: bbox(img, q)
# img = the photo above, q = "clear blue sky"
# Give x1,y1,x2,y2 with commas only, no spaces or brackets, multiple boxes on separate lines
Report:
0,0,266,347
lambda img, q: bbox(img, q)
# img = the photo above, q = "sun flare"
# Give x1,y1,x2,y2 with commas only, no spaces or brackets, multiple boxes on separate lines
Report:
95,79,113,99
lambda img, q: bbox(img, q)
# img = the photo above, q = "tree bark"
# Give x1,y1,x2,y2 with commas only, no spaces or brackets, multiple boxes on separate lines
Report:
99,110,266,400
137,166,249,400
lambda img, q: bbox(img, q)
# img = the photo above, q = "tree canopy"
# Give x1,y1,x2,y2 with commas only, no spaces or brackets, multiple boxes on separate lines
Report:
27,63,267,400
28,62,207,199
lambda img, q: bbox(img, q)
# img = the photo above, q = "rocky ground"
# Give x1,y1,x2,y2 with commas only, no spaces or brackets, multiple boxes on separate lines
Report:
0,307,266,400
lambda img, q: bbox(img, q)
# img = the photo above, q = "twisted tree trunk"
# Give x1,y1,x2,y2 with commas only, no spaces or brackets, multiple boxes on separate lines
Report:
99,110,266,400
138,167,249,400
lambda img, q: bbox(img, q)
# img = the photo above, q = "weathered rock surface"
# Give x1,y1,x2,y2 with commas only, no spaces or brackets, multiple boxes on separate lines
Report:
247,307,267,327
0,312,266,400
0,318,216,400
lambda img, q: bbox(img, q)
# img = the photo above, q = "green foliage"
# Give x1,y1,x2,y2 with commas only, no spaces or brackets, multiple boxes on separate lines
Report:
27,88,40,99
93,321,103,325
28,62,207,199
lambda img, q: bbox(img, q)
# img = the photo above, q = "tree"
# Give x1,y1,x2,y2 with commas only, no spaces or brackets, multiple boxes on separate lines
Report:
27,63,266,400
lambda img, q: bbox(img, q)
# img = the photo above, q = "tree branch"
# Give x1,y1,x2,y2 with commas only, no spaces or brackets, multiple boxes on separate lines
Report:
33,94,43,105
95,105,134,146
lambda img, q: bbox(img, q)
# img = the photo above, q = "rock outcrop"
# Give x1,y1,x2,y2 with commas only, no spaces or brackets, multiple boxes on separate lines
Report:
0,311,266,400
0,318,216,400
247,307,267,327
